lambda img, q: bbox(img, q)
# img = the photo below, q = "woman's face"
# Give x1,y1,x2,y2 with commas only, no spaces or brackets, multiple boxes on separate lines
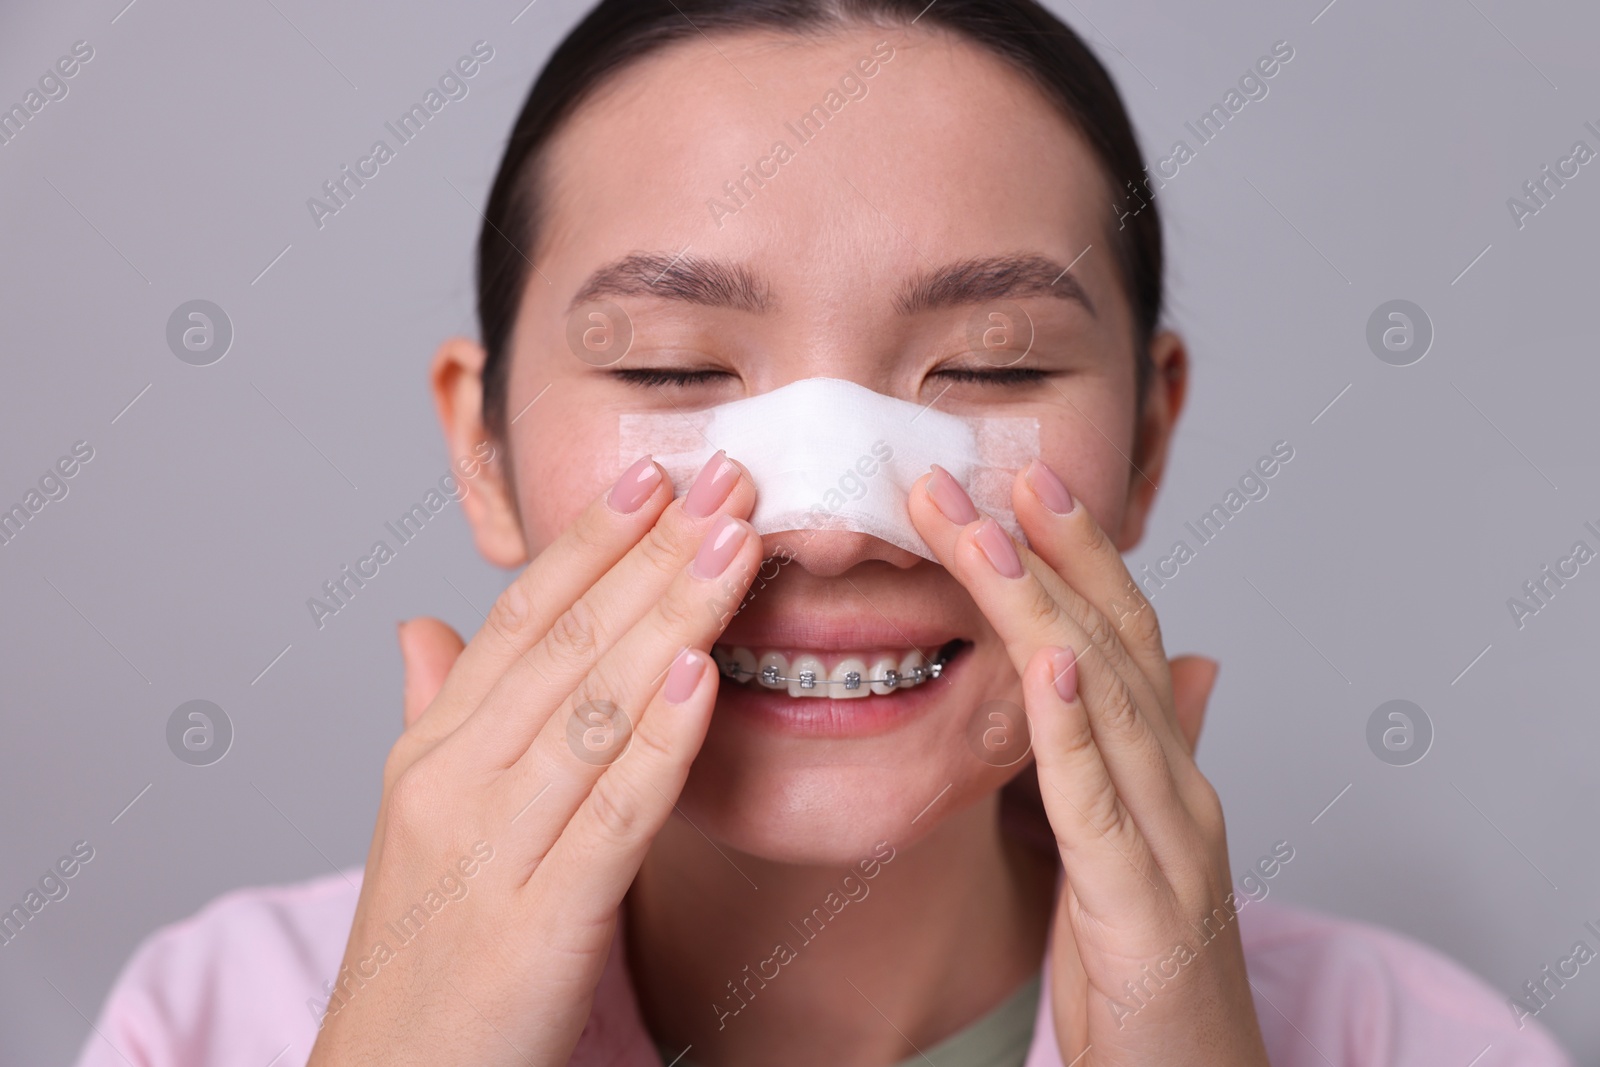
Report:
441,26,1185,863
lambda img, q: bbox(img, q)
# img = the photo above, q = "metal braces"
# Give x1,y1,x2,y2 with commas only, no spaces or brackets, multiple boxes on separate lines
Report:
716,653,947,691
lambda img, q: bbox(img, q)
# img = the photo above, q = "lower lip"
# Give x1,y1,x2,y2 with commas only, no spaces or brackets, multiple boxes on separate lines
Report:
713,651,964,738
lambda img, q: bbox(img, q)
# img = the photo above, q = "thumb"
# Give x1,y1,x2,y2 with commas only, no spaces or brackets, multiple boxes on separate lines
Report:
398,617,466,730
1168,655,1219,755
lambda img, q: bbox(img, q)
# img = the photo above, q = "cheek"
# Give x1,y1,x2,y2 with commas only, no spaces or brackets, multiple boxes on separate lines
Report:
1036,403,1136,537
511,409,627,554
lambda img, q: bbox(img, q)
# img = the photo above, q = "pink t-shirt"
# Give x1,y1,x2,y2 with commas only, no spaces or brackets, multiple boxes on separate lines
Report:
73,867,1571,1067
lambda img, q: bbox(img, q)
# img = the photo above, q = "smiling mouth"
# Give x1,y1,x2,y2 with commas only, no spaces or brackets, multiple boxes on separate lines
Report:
710,639,968,698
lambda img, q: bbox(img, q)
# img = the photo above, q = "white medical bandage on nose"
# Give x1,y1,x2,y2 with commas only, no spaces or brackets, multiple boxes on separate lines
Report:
616,377,1039,561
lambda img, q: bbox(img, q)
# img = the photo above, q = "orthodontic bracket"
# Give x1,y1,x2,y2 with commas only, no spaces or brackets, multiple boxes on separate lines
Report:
721,653,947,690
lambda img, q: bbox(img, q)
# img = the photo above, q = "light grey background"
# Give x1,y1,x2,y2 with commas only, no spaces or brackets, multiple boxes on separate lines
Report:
2,0,1596,1062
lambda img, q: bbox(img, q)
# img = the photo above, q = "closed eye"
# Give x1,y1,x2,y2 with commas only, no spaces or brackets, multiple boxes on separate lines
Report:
611,368,734,388
929,366,1048,386
613,366,1047,389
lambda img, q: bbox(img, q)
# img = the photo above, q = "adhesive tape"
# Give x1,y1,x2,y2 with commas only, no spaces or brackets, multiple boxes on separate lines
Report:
617,377,1038,561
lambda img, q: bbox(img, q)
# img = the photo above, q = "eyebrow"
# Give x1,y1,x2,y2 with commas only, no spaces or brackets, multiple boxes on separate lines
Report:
567,251,1095,318
568,252,770,313
895,254,1096,317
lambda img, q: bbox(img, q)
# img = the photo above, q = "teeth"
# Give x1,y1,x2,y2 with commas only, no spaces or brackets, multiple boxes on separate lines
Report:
788,654,826,697
757,651,787,689
868,655,900,696
713,645,954,697
898,650,927,689
830,657,869,699
727,646,758,681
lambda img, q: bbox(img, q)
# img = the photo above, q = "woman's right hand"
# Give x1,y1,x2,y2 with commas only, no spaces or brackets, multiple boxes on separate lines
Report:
307,451,762,1067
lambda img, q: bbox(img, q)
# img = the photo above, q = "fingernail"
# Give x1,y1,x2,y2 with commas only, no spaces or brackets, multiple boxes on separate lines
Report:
664,647,707,705
1025,459,1074,515
973,519,1025,578
608,455,662,514
928,465,978,525
685,450,739,518
1050,647,1078,701
691,515,748,579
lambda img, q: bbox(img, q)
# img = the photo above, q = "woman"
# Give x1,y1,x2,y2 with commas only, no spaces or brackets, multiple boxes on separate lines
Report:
77,1,1572,1064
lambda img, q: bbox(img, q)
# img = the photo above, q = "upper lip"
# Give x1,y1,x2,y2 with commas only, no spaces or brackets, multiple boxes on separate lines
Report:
716,612,963,653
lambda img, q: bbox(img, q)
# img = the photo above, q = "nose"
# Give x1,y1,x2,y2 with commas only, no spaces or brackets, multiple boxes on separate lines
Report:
759,528,923,578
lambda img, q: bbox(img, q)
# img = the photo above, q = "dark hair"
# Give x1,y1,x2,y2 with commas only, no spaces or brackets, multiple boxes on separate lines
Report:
476,0,1162,443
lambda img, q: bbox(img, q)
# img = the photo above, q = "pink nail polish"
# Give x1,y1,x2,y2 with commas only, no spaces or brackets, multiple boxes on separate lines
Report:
1026,459,1074,516
607,455,662,514
664,648,707,705
974,519,1024,578
928,465,978,525
1050,647,1078,701
691,515,748,579
685,450,739,518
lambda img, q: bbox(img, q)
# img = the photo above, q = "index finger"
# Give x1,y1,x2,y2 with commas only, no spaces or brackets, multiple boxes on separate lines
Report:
1012,459,1171,699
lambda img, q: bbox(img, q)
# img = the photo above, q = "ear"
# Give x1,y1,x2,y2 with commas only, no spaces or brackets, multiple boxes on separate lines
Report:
1113,328,1188,552
430,337,528,568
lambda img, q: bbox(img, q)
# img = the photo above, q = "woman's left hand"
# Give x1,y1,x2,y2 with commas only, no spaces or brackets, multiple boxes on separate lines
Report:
908,460,1271,1066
